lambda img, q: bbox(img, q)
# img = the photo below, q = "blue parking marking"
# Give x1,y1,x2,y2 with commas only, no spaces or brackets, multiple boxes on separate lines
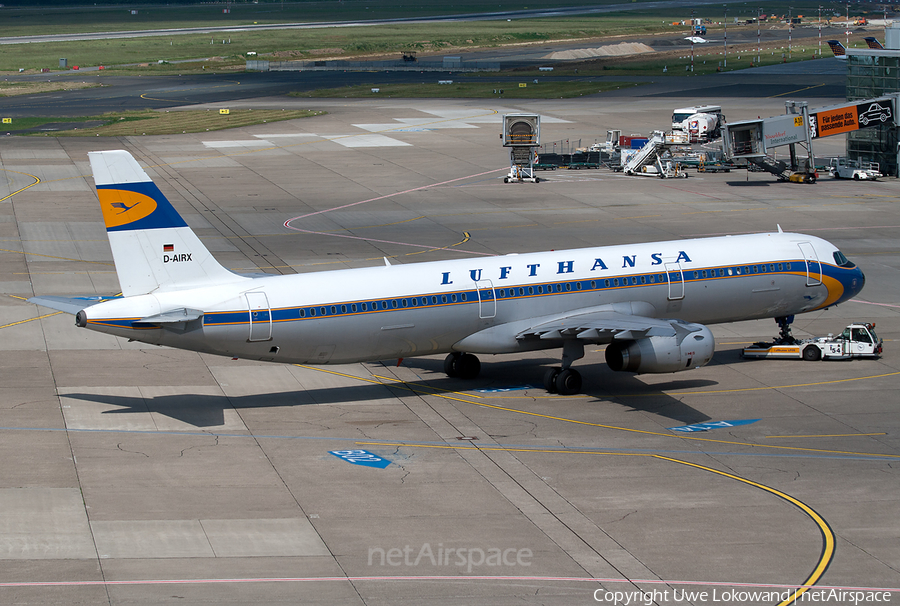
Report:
668,419,760,433
476,385,541,393
329,449,391,469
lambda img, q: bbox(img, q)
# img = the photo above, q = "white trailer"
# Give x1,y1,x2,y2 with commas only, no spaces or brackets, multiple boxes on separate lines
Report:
742,323,883,361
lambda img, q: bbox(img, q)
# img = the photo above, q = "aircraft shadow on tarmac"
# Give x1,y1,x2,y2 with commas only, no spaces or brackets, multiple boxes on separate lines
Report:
61,361,714,429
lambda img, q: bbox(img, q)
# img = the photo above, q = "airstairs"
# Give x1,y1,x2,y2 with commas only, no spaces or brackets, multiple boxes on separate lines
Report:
622,132,688,178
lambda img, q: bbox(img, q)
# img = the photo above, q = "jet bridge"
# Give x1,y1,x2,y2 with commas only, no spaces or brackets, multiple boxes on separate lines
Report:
722,101,816,182
724,94,900,181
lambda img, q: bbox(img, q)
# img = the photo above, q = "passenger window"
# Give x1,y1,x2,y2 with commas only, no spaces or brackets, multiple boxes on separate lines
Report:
537,286,544,294
401,299,407,307
321,307,327,315
299,309,305,318
441,295,447,303
361,303,368,311
605,280,610,287
613,278,619,286
565,283,572,291
310,308,316,317
461,293,467,301
340,305,347,313
451,294,457,303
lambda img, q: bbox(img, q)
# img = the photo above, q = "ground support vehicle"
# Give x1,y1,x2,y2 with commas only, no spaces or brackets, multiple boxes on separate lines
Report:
742,322,883,361
828,158,883,180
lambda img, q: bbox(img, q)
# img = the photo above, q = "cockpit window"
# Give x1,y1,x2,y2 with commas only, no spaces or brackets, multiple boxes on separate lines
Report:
833,251,855,268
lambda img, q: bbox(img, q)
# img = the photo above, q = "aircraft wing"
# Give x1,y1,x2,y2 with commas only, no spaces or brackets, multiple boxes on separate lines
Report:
28,295,113,315
516,307,691,344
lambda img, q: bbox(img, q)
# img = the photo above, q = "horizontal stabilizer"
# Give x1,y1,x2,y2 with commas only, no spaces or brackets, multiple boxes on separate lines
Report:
28,295,113,315
138,308,204,324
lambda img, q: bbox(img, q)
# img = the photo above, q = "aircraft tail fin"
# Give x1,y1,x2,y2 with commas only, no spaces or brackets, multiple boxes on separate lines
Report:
89,150,245,297
864,36,885,49
826,40,847,57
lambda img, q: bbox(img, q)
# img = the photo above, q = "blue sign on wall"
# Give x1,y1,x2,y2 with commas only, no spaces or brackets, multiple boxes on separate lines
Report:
329,449,391,469
668,419,760,433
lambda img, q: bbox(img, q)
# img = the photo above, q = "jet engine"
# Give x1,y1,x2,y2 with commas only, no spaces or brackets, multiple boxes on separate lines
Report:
605,323,714,373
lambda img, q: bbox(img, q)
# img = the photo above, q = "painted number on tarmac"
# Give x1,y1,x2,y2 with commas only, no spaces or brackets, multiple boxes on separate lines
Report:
668,419,760,433
476,385,540,393
329,449,391,469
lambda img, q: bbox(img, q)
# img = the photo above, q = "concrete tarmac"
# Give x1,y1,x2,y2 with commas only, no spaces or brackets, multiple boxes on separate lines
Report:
1,93,898,605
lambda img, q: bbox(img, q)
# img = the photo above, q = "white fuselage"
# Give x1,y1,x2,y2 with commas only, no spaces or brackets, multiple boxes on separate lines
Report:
80,232,863,365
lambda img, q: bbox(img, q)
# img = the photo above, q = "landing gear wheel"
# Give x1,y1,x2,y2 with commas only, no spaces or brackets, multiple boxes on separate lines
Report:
444,352,480,378
455,353,481,379
555,369,582,395
543,367,561,393
802,345,822,361
443,352,461,377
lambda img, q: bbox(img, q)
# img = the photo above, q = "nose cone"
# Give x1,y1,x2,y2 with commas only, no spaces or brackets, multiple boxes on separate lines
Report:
838,266,866,304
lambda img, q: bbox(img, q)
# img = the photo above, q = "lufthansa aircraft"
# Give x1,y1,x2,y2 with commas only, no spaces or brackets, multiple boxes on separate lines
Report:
29,151,866,395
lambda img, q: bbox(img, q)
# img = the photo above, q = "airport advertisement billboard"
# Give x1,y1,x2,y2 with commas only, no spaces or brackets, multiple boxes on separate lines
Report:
809,98,895,138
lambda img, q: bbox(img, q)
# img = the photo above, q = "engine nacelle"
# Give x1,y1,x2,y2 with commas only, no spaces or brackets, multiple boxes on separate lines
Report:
605,323,714,373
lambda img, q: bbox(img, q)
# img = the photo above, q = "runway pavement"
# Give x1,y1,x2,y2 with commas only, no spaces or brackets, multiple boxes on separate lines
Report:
1,94,898,605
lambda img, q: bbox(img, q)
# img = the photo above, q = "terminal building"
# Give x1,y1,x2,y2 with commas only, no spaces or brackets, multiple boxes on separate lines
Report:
846,23,900,176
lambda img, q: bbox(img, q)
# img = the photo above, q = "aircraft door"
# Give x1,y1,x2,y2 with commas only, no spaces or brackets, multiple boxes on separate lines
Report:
474,279,496,319
245,291,272,341
664,262,684,300
797,242,822,286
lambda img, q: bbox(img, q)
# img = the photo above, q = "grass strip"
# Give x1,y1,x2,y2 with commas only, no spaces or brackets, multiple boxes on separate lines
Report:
0,81,103,97
13,109,324,137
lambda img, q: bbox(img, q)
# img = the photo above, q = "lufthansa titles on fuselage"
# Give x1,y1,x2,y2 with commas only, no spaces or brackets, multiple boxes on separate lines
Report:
441,250,694,285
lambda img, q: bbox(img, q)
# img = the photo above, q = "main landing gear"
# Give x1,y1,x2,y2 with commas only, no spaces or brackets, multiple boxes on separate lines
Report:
444,352,481,380
542,341,585,396
444,341,587,396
